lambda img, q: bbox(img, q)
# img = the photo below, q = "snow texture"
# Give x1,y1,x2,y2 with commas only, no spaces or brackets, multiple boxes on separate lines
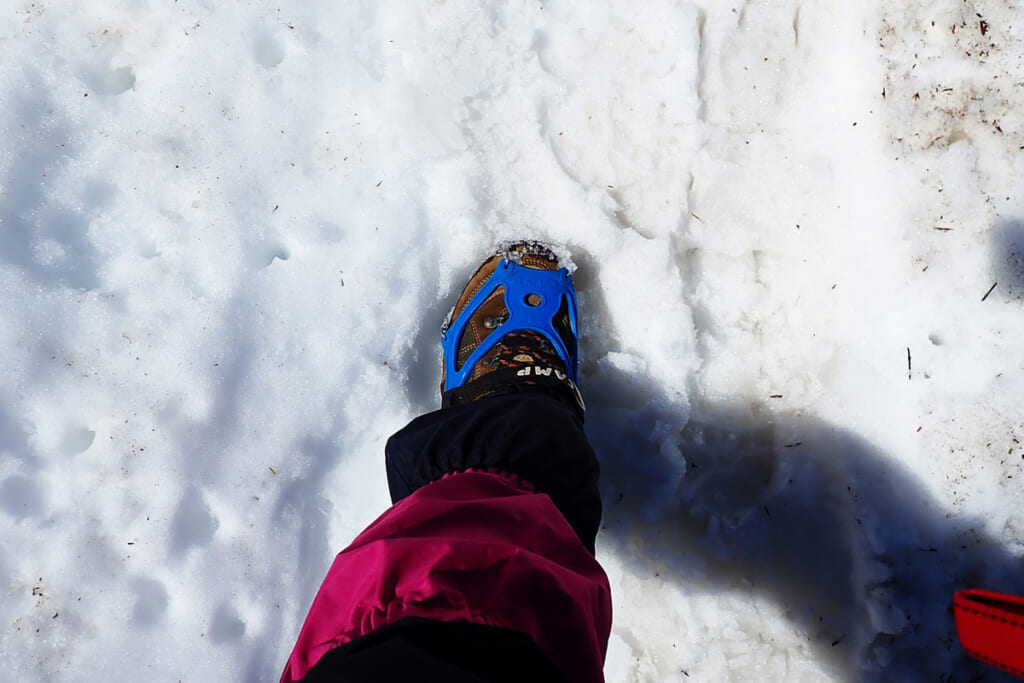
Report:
1,0,1022,681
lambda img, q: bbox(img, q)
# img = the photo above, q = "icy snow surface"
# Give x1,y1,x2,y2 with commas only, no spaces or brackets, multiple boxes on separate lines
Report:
2,1,1023,681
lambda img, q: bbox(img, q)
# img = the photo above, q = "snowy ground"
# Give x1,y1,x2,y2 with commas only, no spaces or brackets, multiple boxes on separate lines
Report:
2,1,1023,681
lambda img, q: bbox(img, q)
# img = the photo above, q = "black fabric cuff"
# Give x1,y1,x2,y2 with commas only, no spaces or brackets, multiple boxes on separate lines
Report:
385,393,602,554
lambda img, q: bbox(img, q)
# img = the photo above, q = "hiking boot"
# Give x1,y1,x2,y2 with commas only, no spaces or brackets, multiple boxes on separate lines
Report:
440,242,584,415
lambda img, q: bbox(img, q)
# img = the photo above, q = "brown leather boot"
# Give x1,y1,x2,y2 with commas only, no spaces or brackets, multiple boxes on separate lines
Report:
440,242,583,414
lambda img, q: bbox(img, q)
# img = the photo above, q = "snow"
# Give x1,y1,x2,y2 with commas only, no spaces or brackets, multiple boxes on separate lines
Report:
1,0,1022,681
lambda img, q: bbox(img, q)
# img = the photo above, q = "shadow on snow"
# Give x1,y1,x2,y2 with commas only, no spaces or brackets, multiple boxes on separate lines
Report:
590,375,1022,682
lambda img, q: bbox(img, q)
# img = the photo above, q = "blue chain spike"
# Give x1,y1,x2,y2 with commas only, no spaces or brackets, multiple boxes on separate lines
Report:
442,258,579,392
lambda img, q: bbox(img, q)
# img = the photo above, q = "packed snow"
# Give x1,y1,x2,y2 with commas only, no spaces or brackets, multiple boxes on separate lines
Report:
2,0,1023,681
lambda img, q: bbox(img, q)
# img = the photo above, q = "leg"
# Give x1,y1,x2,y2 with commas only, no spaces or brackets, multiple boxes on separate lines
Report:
281,243,611,683
386,392,602,554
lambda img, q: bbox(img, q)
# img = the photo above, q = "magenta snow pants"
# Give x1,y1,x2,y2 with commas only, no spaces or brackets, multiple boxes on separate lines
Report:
280,393,612,683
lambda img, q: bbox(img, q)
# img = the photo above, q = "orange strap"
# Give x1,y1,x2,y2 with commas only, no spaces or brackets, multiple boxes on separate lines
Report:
954,589,1024,678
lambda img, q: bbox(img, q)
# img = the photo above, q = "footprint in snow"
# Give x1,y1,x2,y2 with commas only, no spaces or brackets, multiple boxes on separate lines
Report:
169,488,219,557
210,603,246,643
59,426,96,457
0,475,45,519
254,29,286,69
131,577,169,627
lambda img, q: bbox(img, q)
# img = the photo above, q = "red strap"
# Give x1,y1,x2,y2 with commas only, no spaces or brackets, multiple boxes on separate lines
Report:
954,589,1024,678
